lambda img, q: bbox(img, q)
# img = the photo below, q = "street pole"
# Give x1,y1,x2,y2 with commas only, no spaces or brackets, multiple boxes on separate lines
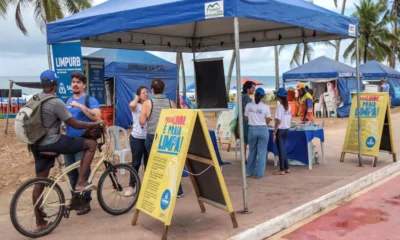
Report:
356,38,363,167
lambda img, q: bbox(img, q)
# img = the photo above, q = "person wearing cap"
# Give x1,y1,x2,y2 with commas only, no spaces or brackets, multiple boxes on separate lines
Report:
297,83,314,122
273,88,292,175
244,88,271,179
31,70,103,230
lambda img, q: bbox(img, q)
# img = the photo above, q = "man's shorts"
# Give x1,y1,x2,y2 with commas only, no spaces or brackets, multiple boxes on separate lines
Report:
32,135,85,174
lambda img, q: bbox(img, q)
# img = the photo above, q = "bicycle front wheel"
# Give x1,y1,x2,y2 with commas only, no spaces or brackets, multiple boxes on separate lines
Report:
97,163,140,215
10,177,65,238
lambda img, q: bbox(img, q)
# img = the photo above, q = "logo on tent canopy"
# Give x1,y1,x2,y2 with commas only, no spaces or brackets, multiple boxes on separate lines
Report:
205,1,224,19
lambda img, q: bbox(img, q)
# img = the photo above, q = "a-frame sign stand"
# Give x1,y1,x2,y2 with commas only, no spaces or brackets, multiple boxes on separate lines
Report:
131,109,238,239
341,93,397,167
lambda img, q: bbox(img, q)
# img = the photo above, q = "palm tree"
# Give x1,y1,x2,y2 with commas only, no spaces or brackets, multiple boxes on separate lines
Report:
379,0,400,68
279,41,335,68
0,0,6,18
8,0,92,35
343,0,398,64
335,0,348,61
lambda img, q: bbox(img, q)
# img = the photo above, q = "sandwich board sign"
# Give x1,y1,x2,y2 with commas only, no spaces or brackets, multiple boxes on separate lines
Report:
132,109,238,239
341,92,396,166
216,102,238,151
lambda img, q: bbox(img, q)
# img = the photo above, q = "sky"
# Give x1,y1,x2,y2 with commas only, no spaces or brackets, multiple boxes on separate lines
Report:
0,0,366,77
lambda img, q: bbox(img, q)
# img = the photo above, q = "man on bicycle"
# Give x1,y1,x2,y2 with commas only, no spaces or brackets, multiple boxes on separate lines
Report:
32,70,102,230
63,72,101,215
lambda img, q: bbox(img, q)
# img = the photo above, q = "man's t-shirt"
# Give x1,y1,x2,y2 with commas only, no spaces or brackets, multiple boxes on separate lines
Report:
65,94,100,137
382,83,390,93
38,92,72,146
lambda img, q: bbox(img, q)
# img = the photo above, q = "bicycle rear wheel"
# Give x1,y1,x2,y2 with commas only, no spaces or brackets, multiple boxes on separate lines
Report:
97,163,140,215
10,177,65,238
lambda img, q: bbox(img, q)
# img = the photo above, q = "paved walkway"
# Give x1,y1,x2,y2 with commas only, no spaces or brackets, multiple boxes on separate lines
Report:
274,172,400,240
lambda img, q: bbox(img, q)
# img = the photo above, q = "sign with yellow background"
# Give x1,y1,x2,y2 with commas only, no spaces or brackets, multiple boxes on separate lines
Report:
134,109,237,233
136,110,195,224
342,93,395,157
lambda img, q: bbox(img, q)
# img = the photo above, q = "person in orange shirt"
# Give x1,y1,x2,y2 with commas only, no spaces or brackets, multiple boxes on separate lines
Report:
297,83,314,122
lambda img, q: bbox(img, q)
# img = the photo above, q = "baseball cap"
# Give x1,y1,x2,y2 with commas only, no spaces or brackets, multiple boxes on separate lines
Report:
40,70,59,83
274,88,287,97
296,83,306,90
255,88,266,96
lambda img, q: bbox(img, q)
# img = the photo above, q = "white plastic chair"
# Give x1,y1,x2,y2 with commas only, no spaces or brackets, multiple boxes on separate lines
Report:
323,92,337,118
107,126,131,173
314,102,322,118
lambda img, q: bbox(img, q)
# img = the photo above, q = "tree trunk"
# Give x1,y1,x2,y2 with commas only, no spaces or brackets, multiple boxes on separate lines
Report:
180,53,186,98
226,51,235,99
364,38,369,64
392,12,398,68
274,46,280,90
302,43,307,65
335,0,347,61
47,45,52,70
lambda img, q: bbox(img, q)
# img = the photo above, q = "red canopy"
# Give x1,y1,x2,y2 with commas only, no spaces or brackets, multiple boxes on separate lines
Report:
241,78,263,85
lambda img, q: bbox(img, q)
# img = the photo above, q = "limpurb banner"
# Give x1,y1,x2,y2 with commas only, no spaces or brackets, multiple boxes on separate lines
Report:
51,41,83,101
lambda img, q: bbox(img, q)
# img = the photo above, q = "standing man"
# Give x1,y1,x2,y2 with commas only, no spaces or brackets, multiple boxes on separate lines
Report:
64,72,101,215
380,79,393,108
235,81,256,164
297,83,314,122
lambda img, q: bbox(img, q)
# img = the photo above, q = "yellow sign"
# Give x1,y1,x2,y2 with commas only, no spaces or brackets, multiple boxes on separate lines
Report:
133,109,237,234
342,93,396,165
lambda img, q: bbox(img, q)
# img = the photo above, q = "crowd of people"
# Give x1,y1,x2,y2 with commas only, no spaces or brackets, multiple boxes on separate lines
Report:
236,81,318,179
24,70,183,231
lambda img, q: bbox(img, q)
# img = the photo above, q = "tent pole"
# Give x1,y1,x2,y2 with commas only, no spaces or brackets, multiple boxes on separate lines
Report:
227,51,236,99
176,52,181,108
47,45,53,70
356,38,363,167
234,17,249,213
180,53,187,98
113,77,116,126
5,80,14,134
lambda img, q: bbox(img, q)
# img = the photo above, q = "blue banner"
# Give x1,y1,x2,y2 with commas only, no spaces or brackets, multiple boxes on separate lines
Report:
83,56,106,105
51,41,83,101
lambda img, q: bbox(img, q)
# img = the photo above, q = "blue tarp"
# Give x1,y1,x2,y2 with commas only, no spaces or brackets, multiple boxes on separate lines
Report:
46,0,358,44
360,61,400,106
283,56,359,117
89,49,177,128
283,56,357,80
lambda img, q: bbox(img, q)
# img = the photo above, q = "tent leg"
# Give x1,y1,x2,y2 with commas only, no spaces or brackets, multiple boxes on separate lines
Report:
356,38,363,167
180,53,187,98
176,52,181,108
5,80,14,134
47,45,53,70
234,17,250,213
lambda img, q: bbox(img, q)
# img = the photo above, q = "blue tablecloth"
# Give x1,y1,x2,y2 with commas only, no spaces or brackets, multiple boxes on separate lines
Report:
267,128,324,165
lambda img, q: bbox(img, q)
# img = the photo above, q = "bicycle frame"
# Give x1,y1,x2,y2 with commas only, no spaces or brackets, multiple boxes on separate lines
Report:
37,155,109,209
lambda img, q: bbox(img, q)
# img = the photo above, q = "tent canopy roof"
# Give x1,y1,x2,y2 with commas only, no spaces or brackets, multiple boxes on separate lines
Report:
283,56,357,82
47,0,358,53
88,49,175,66
360,60,400,79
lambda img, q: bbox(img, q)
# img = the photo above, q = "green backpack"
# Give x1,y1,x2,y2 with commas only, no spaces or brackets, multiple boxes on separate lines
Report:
14,94,56,144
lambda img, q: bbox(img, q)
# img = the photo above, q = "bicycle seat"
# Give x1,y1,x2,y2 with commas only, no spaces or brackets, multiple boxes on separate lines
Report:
39,152,59,157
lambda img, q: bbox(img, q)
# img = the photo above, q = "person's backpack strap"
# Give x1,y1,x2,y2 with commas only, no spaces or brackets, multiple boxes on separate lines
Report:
85,94,91,108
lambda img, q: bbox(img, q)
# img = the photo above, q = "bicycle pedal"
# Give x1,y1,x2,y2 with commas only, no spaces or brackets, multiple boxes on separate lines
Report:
63,209,71,219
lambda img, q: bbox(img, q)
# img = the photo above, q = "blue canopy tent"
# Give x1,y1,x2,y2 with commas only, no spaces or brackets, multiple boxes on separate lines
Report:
89,49,177,128
46,0,360,215
283,56,360,117
360,60,400,107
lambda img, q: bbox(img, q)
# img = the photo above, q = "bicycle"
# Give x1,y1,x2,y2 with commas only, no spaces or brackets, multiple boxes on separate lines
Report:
9,126,141,238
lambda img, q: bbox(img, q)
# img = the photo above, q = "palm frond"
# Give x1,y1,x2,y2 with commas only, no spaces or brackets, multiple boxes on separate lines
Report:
15,0,29,35
62,0,92,14
0,0,7,18
290,44,302,68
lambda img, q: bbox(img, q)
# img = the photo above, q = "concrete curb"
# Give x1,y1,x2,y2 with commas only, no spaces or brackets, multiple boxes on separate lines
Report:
229,160,400,240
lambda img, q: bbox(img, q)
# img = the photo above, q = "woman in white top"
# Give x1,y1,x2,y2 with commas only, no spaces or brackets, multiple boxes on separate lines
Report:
244,88,271,179
125,86,149,197
273,88,292,175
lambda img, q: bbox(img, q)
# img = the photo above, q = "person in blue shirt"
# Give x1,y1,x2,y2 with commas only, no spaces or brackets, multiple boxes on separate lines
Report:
64,72,101,215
